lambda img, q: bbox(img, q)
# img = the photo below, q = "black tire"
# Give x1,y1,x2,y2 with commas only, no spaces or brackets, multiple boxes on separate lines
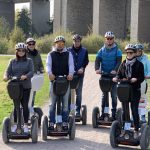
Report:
34,107,43,127
31,117,38,143
41,115,48,141
116,108,123,124
140,125,150,150
140,123,147,134
69,115,76,140
2,117,10,143
92,107,100,128
148,110,150,127
110,120,121,148
81,105,87,125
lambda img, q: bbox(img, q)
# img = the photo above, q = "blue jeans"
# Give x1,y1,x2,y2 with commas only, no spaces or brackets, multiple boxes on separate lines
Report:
49,82,70,123
101,83,117,117
76,76,84,114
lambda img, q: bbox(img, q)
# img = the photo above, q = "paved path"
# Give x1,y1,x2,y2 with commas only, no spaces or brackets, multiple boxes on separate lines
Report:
0,63,140,150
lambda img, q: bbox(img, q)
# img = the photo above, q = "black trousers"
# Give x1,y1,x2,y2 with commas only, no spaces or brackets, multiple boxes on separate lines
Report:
13,89,30,124
122,89,141,131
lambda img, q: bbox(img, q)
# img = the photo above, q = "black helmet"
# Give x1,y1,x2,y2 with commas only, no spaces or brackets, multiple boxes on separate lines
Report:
73,34,82,41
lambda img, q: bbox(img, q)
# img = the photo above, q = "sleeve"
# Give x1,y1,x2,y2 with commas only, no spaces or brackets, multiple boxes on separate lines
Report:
114,49,122,71
83,50,89,69
116,62,124,79
4,59,13,77
46,53,52,75
26,59,34,79
95,50,102,71
68,52,75,75
137,62,144,84
145,59,150,77
38,53,44,71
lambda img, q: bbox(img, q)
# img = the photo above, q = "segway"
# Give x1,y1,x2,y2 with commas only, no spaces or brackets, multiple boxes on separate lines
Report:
28,72,44,127
2,77,38,143
41,76,76,140
92,72,116,128
69,74,87,125
110,80,150,149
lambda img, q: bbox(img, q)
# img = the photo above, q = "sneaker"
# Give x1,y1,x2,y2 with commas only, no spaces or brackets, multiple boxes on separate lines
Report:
62,122,68,131
120,130,125,137
23,124,29,133
76,113,80,118
49,122,54,131
134,131,139,139
99,114,104,120
11,124,17,132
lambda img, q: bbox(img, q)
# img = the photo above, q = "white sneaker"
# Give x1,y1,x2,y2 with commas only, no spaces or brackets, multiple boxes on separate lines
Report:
11,124,17,132
23,125,29,133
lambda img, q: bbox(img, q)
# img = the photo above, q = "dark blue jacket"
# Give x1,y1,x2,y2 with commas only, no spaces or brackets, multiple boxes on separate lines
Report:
68,45,89,73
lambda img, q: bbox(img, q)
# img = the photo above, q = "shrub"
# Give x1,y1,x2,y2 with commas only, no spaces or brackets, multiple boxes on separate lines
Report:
0,38,9,54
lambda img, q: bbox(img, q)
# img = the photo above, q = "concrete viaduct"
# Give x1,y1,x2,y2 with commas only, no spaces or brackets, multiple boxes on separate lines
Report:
0,0,150,43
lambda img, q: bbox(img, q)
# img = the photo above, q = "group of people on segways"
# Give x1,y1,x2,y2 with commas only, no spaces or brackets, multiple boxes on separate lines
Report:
2,30,149,148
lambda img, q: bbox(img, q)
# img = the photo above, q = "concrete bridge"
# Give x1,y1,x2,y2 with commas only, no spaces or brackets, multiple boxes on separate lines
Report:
0,0,150,43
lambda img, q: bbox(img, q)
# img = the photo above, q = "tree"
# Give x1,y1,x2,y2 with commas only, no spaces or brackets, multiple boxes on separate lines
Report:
16,8,31,36
0,17,10,38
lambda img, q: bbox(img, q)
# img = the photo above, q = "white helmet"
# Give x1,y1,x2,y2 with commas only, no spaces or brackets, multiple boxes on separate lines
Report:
125,44,136,52
15,43,26,50
104,31,115,38
54,36,65,43
26,38,36,44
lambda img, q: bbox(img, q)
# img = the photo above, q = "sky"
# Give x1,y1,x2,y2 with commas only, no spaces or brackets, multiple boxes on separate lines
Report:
15,0,54,17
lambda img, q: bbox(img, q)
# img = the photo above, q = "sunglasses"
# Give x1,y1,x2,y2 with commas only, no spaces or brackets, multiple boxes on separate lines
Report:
106,38,113,40
17,49,26,52
126,52,134,54
28,43,35,46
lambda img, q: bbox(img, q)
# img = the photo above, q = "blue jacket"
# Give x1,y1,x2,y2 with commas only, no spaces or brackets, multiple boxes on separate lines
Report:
68,46,89,72
95,44,122,73
137,54,150,77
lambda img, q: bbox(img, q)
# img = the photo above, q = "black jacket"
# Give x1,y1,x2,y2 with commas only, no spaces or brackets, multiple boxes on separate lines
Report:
116,59,144,89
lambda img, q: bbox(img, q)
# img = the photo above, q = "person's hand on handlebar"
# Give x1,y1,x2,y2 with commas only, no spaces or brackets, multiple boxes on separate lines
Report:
95,70,101,74
112,77,118,82
130,78,137,83
77,68,84,74
20,75,27,80
49,74,55,81
110,70,117,74
67,74,73,81
3,75,8,82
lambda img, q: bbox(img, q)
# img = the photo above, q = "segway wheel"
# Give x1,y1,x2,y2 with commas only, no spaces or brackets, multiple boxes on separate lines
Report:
140,125,150,150
148,110,150,127
41,115,48,141
69,115,76,140
110,120,121,148
81,105,87,125
116,108,123,124
34,107,43,127
31,117,38,143
92,107,99,128
2,117,10,143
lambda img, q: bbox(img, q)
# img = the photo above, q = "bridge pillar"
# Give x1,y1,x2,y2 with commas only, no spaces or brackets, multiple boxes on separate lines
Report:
130,0,150,43
0,0,14,29
93,0,131,39
53,0,93,35
31,0,50,35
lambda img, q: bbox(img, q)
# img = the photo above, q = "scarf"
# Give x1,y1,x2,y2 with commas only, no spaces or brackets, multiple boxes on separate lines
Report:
125,57,136,78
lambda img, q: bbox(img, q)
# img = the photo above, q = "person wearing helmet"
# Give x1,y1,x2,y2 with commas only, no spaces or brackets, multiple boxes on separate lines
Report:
113,44,144,139
95,31,122,121
3,43,34,133
135,44,150,123
46,35,74,130
67,34,89,117
26,37,44,111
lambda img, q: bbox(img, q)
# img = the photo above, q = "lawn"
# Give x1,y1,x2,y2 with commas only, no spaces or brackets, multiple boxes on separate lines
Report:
0,54,149,129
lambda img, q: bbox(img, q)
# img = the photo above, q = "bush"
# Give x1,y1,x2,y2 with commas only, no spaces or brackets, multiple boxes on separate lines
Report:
0,38,9,54
8,27,25,53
